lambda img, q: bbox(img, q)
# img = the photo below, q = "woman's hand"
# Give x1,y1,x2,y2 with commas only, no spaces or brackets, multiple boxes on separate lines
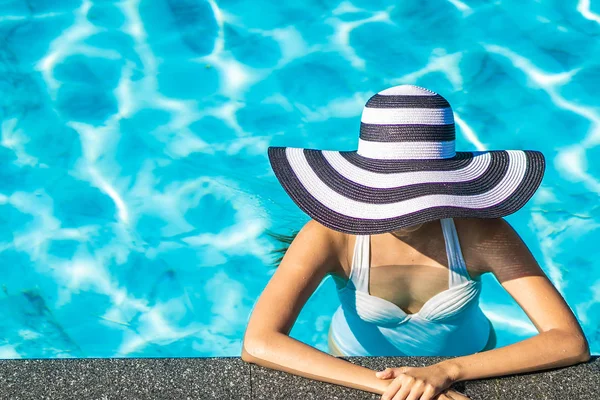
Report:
376,363,464,400
432,389,470,400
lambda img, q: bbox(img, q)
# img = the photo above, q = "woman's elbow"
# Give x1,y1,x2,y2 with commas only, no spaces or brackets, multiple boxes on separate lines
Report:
241,344,256,363
575,340,591,363
241,333,270,364
563,332,591,363
579,350,592,363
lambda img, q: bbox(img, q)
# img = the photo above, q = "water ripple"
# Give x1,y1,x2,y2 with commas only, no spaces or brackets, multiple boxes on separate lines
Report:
0,0,598,358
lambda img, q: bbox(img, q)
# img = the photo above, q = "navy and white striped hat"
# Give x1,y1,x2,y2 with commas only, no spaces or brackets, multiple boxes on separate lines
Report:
267,85,546,235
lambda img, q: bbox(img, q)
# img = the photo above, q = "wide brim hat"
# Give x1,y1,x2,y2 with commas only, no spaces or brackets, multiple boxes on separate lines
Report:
267,85,546,235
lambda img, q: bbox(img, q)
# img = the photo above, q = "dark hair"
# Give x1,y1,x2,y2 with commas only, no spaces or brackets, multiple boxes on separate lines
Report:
264,229,300,268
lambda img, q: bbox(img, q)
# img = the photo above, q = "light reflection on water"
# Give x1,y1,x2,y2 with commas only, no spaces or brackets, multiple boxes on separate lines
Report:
0,0,598,358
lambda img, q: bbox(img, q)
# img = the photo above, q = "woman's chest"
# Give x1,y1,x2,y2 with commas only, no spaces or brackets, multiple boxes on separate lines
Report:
336,233,482,315
368,264,452,313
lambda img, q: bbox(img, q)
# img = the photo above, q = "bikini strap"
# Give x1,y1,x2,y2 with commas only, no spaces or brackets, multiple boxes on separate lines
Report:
349,234,370,292
441,218,472,287
351,221,471,292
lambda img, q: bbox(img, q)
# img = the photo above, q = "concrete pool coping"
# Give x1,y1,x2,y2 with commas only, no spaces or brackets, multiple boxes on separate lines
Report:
0,355,598,399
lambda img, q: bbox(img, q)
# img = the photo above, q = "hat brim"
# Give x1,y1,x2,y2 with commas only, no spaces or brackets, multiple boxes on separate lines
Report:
267,146,545,235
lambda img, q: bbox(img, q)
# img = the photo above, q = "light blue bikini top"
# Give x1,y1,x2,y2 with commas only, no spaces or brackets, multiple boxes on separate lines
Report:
330,218,491,357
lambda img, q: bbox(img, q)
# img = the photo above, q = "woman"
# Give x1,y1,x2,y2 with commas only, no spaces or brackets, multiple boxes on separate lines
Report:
241,85,591,400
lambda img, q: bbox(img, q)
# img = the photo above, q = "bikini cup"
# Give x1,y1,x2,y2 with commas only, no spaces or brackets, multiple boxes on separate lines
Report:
336,218,482,326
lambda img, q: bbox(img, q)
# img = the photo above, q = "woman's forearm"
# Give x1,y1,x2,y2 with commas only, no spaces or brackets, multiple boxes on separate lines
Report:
242,332,389,395
438,329,591,382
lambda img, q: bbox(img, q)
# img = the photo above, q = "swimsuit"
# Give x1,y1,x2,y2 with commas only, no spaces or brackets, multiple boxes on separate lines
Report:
328,218,491,356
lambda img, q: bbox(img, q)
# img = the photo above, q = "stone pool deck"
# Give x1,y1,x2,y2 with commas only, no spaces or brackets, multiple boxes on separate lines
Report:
0,355,598,399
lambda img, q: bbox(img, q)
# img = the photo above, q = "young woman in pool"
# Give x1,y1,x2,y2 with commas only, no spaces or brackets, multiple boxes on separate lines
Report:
241,85,591,400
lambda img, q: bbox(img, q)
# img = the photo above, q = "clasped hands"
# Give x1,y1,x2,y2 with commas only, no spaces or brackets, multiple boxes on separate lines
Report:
375,363,470,400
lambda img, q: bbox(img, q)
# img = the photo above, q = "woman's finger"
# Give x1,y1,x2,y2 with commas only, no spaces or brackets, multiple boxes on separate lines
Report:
378,367,409,379
376,371,388,379
418,384,438,400
391,377,413,400
444,389,471,400
381,376,404,400
376,368,393,379
433,394,451,400
405,381,426,400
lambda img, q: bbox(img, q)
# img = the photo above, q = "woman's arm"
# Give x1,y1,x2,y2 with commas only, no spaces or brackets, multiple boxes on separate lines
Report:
241,219,388,395
242,332,388,394
436,217,591,381
376,217,591,400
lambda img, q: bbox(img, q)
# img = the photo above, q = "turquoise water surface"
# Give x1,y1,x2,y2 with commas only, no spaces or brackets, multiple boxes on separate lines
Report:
0,0,599,358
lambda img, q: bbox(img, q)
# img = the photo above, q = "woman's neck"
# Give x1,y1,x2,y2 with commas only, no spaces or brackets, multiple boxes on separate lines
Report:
389,221,427,238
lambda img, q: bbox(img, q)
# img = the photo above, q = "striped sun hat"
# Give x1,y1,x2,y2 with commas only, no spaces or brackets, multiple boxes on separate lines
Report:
267,85,546,235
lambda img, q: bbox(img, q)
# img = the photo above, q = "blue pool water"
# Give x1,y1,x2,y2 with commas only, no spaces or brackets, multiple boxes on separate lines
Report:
0,0,599,358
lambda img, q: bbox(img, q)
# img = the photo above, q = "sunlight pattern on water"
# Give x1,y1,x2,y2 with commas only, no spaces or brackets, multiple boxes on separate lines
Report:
0,0,598,357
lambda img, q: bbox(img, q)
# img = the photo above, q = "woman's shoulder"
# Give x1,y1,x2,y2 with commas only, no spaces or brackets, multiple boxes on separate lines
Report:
453,217,524,275
456,217,519,242
452,217,506,277
294,219,348,273
453,216,509,237
300,219,348,243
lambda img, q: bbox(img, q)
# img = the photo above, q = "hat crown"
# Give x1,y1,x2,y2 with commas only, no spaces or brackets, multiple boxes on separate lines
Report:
358,85,456,160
